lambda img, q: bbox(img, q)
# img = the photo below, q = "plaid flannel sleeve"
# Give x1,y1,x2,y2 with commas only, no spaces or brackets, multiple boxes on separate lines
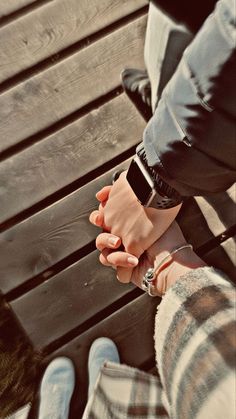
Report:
155,267,236,419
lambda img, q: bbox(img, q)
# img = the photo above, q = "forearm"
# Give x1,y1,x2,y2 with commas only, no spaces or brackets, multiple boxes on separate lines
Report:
155,245,206,292
143,0,236,196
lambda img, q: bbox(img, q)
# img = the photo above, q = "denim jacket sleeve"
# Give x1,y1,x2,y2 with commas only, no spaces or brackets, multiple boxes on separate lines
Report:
143,0,236,196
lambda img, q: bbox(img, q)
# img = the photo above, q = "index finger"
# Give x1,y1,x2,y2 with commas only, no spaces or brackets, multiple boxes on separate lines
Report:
96,185,112,202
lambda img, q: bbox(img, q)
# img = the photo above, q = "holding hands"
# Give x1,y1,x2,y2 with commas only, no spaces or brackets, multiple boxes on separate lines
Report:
90,171,181,257
89,174,205,296
95,222,202,296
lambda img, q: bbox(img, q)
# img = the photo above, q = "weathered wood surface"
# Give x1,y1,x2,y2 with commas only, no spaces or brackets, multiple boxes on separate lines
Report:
195,189,236,236
0,4,151,418
51,293,158,369
0,94,145,224
0,0,37,18
1,180,234,294
0,160,131,294
10,191,236,349
1,2,235,418
178,186,236,247
0,15,146,152
11,251,135,349
0,0,147,83
204,236,236,281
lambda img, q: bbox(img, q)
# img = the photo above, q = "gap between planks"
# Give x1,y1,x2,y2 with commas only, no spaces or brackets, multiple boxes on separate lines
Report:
1,157,235,296
0,15,147,153
9,222,236,350
0,3,148,90
11,238,233,354
1,159,133,295
0,93,145,226
0,0,49,23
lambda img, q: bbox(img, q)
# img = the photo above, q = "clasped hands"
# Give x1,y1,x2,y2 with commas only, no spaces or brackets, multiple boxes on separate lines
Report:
89,171,183,296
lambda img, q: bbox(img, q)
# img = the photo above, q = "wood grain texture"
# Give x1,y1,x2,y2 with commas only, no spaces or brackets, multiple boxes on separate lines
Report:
11,250,134,349
204,236,236,282
0,0,37,17
9,213,236,350
0,160,132,294
0,94,145,224
178,185,236,248
195,189,236,236
0,15,146,152
0,0,147,83
0,181,234,294
2,2,234,416
50,293,158,417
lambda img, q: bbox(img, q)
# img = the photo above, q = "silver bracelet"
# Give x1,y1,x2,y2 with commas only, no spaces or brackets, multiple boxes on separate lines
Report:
142,244,193,297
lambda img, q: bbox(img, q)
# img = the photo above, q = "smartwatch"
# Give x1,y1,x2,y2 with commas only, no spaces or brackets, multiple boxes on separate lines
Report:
126,143,183,209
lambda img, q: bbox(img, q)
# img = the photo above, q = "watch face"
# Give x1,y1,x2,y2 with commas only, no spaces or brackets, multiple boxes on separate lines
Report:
127,158,154,205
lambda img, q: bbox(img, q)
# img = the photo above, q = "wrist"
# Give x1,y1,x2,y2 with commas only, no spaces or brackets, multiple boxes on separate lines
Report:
143,242,206,297
126,145,183,209
158,248,206,292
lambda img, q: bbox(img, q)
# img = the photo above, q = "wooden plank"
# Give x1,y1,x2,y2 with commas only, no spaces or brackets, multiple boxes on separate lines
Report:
11,250,134,349
178,185,236,248
0,160,132,294
0,93,145,224
51,292,157,372
203,236,236,282
195,189,236,236
0,0,147,83
0,178,234,294
0,0,37,17
0,170,234,294
49,293,158,417
9,218,236,351
0,15,146,152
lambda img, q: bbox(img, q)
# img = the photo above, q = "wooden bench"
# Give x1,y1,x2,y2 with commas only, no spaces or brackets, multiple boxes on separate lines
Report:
0,1,235,417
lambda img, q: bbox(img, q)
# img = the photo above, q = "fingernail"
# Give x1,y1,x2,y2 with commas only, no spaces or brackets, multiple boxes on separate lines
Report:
108,236,119,246
94,215,101,225
127,257,138,266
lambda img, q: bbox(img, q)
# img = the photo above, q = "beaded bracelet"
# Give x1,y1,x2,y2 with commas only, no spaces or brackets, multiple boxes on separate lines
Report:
142,244,193,297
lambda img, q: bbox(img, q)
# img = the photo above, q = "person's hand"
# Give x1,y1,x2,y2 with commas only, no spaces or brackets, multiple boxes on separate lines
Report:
95,221,206,294
90,171,182,258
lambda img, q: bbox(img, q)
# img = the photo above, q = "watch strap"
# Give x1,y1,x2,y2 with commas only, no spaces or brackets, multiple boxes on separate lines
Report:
136,143,183,207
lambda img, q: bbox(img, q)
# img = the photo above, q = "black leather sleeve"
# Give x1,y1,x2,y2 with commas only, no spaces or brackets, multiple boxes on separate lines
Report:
143,0,236,196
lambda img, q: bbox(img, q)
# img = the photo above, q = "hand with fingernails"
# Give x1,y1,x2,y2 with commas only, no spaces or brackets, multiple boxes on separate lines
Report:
93,220,206,297
89,171,181,259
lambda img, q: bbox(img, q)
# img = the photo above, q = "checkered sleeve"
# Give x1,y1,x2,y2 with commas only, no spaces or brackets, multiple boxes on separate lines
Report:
155,267,236,419
83,362,169,419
